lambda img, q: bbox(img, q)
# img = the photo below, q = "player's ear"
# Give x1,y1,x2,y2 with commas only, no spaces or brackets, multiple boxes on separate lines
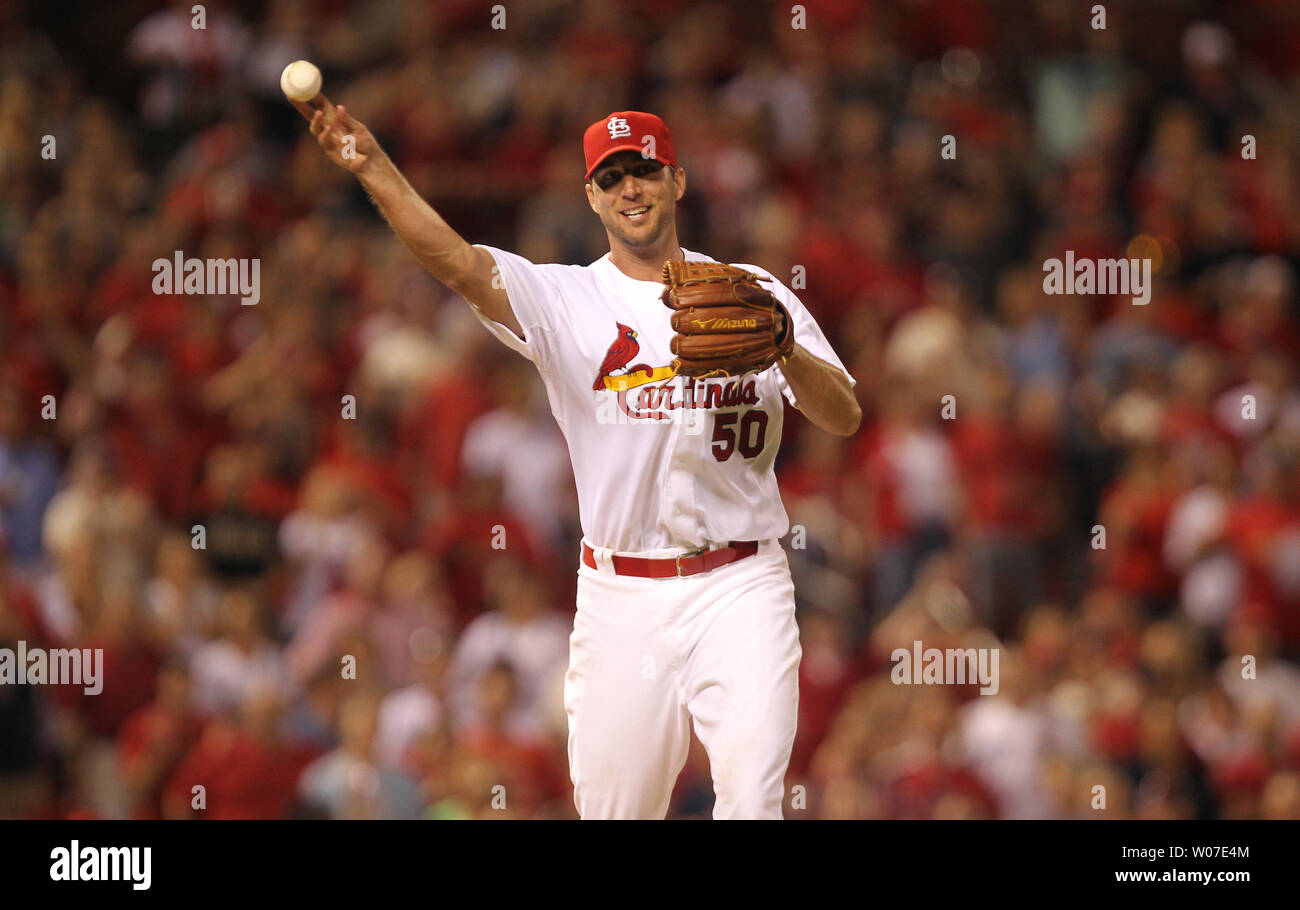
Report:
673,166,686,201
585,180,598,212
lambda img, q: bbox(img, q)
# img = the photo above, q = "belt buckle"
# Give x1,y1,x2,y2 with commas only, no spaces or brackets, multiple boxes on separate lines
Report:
675,547,707,577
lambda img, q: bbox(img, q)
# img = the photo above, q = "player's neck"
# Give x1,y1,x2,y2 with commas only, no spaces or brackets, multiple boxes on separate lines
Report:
607,233,684,282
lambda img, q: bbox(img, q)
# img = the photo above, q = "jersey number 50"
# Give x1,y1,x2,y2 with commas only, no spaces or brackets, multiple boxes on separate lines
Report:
711,410,769,462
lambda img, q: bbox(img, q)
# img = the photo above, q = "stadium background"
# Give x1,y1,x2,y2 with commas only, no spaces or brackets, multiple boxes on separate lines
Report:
1,0,1299,819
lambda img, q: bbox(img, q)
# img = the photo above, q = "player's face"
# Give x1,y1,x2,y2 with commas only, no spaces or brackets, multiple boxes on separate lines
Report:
586,152,685,248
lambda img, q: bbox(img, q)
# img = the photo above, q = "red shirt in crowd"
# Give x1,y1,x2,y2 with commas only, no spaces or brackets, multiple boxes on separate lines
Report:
164,722,321,820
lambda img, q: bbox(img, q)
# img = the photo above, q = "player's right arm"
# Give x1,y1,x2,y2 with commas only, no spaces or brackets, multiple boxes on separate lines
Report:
292,95,522,339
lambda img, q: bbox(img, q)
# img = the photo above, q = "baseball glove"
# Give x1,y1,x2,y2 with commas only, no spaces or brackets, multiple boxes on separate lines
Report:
660,260,796,379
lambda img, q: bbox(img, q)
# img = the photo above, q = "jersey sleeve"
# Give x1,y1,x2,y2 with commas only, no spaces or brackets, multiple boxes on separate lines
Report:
741,265,856,408
463,245,560,369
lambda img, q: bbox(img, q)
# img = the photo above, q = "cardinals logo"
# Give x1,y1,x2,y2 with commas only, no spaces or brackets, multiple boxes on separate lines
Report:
592,322,675,391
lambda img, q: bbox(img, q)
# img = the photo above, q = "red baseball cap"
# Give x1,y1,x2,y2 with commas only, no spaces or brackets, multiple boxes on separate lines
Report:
583,111,677,180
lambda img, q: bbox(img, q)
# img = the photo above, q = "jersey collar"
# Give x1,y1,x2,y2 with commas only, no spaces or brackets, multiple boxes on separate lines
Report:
594,247,712,284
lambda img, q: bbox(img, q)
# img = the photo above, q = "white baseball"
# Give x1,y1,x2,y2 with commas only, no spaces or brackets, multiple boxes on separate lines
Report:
280,60,322,102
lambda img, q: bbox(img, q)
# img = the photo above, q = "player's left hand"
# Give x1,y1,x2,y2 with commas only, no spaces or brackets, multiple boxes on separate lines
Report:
661,260,796,379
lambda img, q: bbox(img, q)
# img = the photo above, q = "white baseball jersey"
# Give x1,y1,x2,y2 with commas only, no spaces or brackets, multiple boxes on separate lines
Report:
464,245,854,554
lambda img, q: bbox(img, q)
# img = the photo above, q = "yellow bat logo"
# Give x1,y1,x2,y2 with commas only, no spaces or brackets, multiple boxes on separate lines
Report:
600,364,679,391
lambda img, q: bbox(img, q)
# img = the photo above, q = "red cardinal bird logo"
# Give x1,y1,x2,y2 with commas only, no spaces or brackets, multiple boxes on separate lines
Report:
592,322,654,391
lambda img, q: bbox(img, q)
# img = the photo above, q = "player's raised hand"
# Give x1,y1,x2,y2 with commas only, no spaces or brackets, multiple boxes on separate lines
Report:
291,95,378,176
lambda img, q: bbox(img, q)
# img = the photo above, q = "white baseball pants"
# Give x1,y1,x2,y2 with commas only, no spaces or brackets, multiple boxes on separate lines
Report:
565,538,801,819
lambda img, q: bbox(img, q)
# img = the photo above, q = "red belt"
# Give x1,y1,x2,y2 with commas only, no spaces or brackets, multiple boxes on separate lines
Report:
582,541,759,578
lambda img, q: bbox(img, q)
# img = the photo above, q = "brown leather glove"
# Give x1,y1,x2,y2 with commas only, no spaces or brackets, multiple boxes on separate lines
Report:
660,260,796,379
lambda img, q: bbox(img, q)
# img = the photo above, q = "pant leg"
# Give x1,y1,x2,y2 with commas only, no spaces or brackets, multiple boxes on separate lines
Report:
565,563,691,819
680,541,801,820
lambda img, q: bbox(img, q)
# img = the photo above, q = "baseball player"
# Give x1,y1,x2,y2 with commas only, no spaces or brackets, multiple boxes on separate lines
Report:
293,98,861,819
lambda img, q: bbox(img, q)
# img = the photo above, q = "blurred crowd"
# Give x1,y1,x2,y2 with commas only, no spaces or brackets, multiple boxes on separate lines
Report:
2,0,1300,819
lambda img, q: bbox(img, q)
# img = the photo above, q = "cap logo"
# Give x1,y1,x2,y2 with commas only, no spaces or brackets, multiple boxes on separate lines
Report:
606,116,631,139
